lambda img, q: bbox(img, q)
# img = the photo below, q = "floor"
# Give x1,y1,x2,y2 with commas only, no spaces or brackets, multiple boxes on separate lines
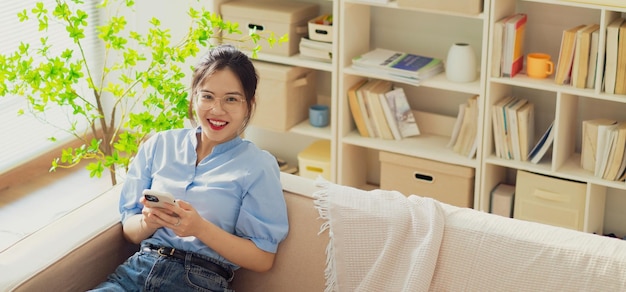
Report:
0,163,112,252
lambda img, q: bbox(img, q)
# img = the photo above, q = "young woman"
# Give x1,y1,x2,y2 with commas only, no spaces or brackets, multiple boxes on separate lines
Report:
92,45,289,291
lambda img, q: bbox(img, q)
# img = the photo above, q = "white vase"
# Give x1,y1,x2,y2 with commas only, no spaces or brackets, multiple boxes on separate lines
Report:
445,43,477,83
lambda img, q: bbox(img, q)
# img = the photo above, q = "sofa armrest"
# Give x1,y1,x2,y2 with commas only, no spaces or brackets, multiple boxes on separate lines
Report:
231,174,328,292
231,190,328,292
1,184,138,291
15,223,137,291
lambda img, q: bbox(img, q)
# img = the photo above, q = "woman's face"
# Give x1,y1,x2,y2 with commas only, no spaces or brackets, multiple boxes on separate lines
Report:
194,68,248,146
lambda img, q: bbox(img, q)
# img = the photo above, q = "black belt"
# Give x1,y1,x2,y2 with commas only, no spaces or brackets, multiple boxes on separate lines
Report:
146,244,232,280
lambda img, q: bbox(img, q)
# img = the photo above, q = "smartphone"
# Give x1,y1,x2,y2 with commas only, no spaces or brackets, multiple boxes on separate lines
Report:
142,189,179,208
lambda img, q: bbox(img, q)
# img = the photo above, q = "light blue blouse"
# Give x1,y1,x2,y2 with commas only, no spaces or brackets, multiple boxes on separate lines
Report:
118,128,288,269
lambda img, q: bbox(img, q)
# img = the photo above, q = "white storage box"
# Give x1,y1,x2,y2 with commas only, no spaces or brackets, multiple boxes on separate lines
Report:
379,151,475,208
514,170,587,231
397,0,483,15
252,61,316,132
298,140,331,180
220,0,320,56
308,14,333,43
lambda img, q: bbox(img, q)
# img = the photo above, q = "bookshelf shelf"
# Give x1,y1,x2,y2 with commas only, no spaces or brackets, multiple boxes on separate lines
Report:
342,132,478,168
344,67,482,94
289,120,332,140
254,52,335,72
482,0,626,235
336,0,489,208
224,0,339,178
491,75,626,101
224,0,626,237
345,0,488,19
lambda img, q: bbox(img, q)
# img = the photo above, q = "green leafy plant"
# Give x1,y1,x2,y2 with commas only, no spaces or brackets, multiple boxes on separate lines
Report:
0,0,287,185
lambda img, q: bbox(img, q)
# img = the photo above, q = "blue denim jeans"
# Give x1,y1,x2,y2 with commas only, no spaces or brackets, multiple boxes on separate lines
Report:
91,244,234,292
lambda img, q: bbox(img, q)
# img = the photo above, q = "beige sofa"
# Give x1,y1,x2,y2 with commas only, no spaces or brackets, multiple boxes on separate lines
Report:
3,174,626,291
2,174,327,292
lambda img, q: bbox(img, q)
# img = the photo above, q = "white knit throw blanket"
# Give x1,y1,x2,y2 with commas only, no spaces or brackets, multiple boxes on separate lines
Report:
314,179,445,292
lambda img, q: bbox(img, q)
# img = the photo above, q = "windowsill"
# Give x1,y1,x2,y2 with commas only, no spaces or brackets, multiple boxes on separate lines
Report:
0,140,114,252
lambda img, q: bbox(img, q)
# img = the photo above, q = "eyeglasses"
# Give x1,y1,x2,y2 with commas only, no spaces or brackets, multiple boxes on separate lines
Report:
196,93,246,112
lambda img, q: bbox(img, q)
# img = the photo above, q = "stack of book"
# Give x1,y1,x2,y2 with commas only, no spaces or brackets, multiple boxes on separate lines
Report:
351,48,443,84
448,95,479,158
581,119,626,181
276,157,298,175
491,96,538,162
347,79,420,140
299,37,332,62
554,23,601,88
491,13,527,78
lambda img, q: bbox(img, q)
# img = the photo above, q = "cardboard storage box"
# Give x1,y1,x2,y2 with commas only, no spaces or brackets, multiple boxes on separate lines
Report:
252,61,316,132
514,170,586,231
397,0,483,15
220,0,320,56
308,14,333,43
379,151,475,208
298,140,331,180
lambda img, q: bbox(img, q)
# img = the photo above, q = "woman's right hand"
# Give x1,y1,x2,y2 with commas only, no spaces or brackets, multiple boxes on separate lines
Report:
139,196,180,229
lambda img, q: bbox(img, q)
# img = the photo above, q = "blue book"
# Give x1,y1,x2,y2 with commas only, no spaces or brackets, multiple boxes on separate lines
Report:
528,121,555,164
352,48,443,80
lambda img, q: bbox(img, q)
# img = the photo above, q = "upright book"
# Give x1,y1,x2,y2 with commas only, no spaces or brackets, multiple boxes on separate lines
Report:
555,24,587,85
352,48,443,81
614,21,626,94
379,91,403,140
516,102,535,161
347,79,371,138
356,80,380,138
365,80,395,140
382,87,420,139
502,13,528,78
604,122,626,181
572,24,599,88
492,96,515,159
498,97,522,159
585,28,600,89
594,122,618,177
491,14,517,78
505,98,529,161
581,119,617,172
529,121,555,164
449,103,467,148
604,18,624,94
453,95,479,158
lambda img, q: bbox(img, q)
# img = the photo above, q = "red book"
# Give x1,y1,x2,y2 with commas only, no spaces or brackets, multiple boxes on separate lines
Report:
502,13,528,78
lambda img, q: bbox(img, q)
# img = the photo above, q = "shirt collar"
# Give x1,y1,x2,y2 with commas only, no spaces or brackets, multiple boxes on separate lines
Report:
192,127,243,155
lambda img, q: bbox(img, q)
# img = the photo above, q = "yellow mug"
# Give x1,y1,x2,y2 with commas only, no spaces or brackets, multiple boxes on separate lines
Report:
526,53,554,79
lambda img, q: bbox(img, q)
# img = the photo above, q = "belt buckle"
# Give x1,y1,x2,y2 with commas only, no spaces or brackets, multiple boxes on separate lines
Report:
157,247,175,257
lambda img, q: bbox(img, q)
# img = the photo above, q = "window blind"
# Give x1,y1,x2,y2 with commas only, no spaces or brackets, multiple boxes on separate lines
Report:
0,0,102,173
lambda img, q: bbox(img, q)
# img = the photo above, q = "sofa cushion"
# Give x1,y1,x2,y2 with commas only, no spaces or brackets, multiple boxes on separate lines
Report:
429,203,626,291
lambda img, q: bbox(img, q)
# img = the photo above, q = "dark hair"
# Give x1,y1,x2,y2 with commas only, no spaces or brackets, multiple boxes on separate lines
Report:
187,45,257,130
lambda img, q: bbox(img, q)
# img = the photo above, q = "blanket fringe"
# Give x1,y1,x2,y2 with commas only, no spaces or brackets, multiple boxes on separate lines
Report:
313,177,338,292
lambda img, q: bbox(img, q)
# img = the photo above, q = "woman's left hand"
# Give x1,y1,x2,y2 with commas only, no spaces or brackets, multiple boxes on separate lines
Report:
160,200,206,237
